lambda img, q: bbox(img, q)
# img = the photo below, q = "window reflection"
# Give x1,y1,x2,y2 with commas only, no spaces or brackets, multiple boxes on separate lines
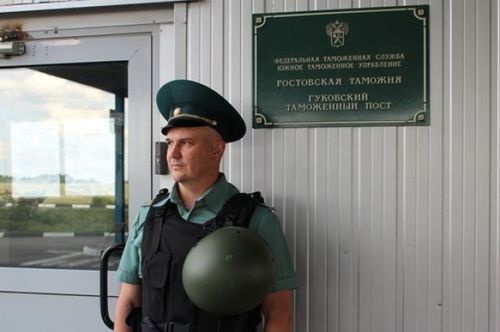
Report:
0,64,127,269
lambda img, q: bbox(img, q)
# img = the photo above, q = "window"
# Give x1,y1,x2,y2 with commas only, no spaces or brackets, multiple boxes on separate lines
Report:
0,63,128,269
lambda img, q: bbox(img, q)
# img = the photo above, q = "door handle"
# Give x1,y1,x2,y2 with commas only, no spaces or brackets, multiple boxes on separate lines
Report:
100,243,125,330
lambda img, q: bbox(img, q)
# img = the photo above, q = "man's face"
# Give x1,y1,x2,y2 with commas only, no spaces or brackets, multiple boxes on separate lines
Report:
165,126,225,184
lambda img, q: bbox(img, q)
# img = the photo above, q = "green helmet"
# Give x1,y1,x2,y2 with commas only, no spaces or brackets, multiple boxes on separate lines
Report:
182,226,276,316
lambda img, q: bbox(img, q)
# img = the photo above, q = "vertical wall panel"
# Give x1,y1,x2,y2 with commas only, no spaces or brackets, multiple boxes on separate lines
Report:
462,1,477,331
338,128,355,332
492,2,500,332
311,129,329,332
400,127,418,332
355,127,373,332
475,1,491,330
383,127,398,332
428,0,444,331
370,128,384,332
240,0,254,193
416,127,430,331
295,127,311,332
225,0,243,187
326,128,340,332
443,1,463,332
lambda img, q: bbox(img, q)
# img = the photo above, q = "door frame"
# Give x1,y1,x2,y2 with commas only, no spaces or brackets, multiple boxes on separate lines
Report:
0,33,151,297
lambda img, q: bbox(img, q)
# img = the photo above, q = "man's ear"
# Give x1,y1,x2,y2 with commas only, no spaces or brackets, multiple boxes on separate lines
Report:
214,140,226,159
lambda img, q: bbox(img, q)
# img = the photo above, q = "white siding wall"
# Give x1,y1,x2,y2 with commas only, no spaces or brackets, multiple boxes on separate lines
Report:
179,0,499,331
1,0,499,331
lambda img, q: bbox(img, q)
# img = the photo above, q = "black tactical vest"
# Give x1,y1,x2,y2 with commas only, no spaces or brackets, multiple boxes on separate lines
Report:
139,190,264,332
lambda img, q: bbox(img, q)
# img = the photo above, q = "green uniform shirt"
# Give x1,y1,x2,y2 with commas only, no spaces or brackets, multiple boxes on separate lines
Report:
117,174,298,292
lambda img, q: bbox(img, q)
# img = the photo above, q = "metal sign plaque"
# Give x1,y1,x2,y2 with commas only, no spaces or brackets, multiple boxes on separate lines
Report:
252,6,430,128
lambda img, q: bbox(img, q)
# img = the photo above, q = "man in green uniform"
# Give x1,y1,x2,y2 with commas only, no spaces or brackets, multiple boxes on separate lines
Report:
114,80,297,332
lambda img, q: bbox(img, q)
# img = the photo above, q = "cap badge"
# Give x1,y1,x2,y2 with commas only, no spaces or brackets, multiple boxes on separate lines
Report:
173,107,182,116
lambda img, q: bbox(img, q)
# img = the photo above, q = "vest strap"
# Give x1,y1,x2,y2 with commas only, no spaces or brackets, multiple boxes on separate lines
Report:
215,192,263,228
143,189,170,260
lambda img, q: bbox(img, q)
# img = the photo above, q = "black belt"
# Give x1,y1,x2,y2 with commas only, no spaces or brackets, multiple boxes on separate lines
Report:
143,317,191,332
141,316,255,332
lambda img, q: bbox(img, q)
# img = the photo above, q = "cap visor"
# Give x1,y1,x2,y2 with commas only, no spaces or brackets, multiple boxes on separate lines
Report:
161,117,211,135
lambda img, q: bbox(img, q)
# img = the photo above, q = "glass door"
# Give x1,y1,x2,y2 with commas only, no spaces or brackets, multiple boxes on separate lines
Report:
0,63,126,269
0,35,152,331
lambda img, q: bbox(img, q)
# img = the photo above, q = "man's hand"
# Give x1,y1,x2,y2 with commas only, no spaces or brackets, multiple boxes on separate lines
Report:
262,290,293,332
